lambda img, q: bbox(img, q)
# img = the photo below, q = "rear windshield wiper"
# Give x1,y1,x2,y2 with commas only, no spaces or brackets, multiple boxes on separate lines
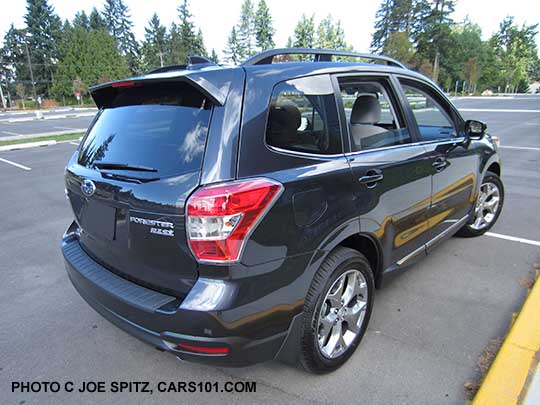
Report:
93,162,158,172
100,172,159,184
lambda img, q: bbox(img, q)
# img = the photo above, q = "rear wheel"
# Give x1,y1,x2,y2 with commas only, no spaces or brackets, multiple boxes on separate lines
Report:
457,172,504,237
300,247,374,373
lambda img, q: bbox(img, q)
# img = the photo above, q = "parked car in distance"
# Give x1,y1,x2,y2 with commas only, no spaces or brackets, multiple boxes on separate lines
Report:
62,48,503,373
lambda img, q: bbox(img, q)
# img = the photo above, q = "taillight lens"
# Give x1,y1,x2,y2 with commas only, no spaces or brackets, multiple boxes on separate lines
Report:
186,178,283,263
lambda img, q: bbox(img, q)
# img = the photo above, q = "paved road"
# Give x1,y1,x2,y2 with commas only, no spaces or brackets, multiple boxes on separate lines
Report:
0,97,539,404
0,108,96,137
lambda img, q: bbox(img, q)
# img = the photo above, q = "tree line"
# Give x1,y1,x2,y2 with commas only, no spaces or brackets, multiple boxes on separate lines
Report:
371,0,539,93
1,0,539,107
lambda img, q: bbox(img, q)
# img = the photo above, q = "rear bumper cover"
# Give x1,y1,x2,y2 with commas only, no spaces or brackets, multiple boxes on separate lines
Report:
62,224,298,367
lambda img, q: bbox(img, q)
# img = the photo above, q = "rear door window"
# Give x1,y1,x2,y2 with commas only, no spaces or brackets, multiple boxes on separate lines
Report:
79,82,212,178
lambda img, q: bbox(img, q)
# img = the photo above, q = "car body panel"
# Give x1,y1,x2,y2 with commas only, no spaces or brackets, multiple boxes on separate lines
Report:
62,54,501,367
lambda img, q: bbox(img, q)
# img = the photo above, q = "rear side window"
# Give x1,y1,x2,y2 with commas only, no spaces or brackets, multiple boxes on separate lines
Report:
79,82,212,177
266,75,342,155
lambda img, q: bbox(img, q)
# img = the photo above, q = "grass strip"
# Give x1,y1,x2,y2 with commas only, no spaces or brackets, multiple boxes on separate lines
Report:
0,132,84,147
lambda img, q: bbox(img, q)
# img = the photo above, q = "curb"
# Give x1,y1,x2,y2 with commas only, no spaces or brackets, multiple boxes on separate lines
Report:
0,129,86,142
0,140,57,152
473,271,540,404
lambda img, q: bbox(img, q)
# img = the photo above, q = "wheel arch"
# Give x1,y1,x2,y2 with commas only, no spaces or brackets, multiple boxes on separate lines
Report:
486,161,501,176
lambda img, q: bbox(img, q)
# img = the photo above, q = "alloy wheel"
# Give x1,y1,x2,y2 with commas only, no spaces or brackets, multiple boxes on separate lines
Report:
317,269,368,359
470,181,501,230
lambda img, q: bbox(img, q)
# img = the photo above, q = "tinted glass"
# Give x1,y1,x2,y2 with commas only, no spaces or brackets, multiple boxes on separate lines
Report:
266,77,342,155
339,79,412,152
401,84,457,141
79,84,211,177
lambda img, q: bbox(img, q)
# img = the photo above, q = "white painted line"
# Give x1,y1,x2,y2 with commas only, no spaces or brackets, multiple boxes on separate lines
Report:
0,157,31,171
2,131,22,136
69,142,79,146
54,126,76,130
500,145,540,151
485,232,540,247
459,108,540,113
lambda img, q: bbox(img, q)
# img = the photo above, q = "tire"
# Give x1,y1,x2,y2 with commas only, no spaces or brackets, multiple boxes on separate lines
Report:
456,171,504,237
299,247,374,374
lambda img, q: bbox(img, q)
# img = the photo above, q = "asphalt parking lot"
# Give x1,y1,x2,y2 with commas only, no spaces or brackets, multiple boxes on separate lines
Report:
1,96,539,404
0,108,95,137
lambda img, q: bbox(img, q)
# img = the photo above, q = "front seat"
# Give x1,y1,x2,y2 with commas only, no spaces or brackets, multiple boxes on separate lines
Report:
349,95,392,150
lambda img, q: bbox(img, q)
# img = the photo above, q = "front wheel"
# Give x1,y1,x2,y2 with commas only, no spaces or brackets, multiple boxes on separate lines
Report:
457,171,504,237
299,247,374,373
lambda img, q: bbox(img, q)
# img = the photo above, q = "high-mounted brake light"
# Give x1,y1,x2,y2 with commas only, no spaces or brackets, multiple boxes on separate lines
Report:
111,80,136,88
186,178,283,263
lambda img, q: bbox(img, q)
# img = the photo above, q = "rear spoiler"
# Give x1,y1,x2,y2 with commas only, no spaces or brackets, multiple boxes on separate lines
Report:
89,67,237,108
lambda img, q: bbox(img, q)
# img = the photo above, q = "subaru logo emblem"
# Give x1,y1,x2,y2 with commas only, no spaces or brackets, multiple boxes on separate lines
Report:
81,179,96,197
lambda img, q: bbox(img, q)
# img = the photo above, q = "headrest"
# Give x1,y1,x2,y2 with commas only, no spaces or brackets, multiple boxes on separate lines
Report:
268,100,301,139
350,95,381,125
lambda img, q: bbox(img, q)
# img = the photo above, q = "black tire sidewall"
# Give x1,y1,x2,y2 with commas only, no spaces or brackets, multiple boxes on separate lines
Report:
300,248,374,373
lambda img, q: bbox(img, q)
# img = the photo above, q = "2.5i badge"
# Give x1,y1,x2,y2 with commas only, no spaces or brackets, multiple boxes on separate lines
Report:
129,216,174,237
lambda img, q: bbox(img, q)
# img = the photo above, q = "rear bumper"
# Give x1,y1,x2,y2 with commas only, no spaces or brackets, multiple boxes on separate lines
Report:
62,224,298,367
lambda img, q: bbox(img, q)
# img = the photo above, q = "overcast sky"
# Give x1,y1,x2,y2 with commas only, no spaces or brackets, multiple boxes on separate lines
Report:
1,0,539,58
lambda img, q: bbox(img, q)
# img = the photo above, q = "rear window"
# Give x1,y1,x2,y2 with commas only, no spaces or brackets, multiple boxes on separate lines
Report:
79,82,212,177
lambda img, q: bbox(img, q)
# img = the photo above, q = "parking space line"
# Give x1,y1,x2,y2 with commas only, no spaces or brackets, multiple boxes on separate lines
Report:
500,145,540,151
0,157,32,171
486,232,540,247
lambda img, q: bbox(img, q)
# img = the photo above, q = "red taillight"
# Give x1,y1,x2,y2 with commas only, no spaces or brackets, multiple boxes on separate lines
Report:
177,343,229,355
186,178,283,263
111,80,136,88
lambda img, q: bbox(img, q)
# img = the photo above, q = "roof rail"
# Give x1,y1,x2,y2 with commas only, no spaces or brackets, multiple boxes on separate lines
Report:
146,55,217,75
241,48,406,69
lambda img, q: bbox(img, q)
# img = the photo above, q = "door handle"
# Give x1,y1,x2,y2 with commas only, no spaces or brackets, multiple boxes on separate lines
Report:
359,169,384,188
432,157,448,172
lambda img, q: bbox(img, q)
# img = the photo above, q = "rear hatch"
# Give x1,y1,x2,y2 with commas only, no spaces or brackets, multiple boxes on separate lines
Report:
65,80,214,297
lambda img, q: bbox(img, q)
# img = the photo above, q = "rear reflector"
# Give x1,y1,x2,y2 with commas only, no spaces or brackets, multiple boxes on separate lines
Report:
186,178,283,263
177,343,229,354
111,80,136,88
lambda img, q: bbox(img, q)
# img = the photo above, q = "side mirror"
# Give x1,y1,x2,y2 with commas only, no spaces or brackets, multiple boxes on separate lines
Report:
465,119,487,139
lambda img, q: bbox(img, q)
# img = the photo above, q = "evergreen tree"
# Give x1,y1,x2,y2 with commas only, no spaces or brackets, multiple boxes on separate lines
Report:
371,0,393,52
73,11,90,31
52,24,129,98
169,0,205,63
291,14,315,49
224,27,243,64
209,48,219,64
0,25,27,100
415,0,456,81
254,0,275,51
89,7,107,31
141,13,167,70
194,29,207,57
102,0,140,73
24,0,62,97
316,15,350,50
238,0,256,57
167,23,183,64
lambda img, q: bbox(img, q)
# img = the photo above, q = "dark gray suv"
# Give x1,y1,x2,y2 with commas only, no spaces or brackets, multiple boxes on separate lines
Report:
62,48,503,373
